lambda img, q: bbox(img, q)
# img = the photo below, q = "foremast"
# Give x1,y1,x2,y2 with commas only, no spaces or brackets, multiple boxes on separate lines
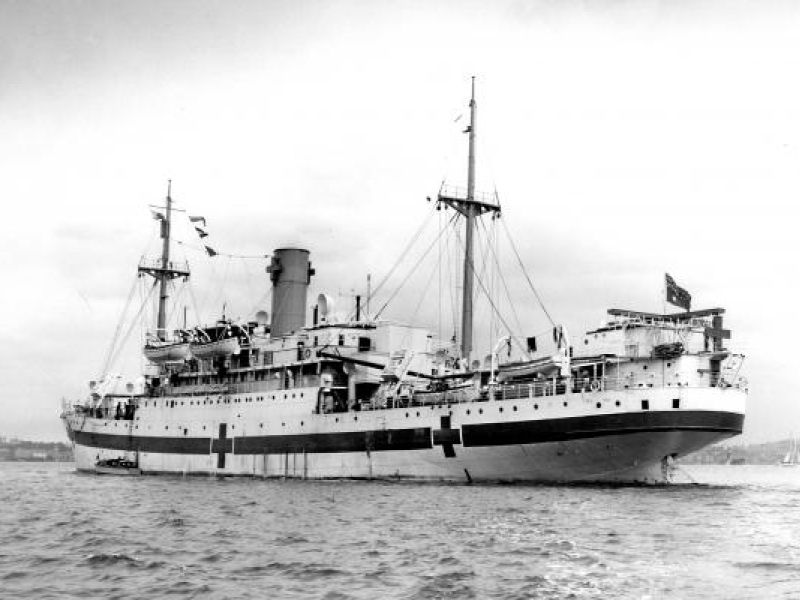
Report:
438,77,501,363
138,181,190,341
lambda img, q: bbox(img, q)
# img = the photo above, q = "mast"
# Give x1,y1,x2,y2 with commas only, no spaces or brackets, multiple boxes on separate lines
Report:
138,181,190,342
156,181,173,340
437,77,500,364
461,77,478,360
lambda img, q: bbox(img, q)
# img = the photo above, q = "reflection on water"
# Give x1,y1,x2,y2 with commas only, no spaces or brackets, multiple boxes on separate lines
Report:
0,463,798,599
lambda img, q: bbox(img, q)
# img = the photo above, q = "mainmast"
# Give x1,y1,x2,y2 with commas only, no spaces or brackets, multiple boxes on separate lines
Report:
437,77,500,363
156,181,173,339
138,181,190,341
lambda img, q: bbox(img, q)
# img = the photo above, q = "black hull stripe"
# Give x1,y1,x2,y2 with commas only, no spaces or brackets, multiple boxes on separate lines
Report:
72,427,433,455
234,428,432,454
70,411,742,455
462,410,744,447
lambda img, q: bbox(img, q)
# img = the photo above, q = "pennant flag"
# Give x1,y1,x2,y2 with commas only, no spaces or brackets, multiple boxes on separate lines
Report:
151,210,165,221
665,273,691,311
195,226,209,239
204,245,218,257
189,215,206,227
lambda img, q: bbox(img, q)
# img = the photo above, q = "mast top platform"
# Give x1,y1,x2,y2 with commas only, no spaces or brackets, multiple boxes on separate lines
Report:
436,184,501,217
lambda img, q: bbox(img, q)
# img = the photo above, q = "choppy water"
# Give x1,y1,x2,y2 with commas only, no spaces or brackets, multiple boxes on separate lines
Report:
1,463,799,599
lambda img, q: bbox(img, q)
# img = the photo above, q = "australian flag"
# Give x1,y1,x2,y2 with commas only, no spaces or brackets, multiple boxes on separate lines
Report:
665,273,691,311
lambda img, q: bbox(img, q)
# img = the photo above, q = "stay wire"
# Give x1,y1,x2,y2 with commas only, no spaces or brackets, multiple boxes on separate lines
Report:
104,280,158,378
374,212,458,320
364,202,440,312
479,218,526,340
99,274,141,377
498,208,556,327
452,220,528,356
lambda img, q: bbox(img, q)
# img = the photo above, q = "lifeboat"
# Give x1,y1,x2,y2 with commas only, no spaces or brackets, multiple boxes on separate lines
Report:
496,353,569,382
190,337,240,359
143,341,191,363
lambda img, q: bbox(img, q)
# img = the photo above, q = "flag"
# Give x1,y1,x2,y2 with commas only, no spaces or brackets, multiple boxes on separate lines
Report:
204,245,217,257
151,210,165,221
194,226,208,238
665,273,691,311
189,215,206,227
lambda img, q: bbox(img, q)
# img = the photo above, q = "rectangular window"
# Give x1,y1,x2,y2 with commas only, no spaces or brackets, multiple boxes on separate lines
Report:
641,399,649,410
672,398,680,409
358,336,371,352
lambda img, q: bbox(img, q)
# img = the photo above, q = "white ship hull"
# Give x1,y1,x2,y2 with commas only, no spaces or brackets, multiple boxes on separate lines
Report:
63,385,745,484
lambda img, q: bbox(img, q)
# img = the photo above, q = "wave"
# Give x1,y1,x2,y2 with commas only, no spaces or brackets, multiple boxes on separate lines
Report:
734,561,800,572
83,553,141,567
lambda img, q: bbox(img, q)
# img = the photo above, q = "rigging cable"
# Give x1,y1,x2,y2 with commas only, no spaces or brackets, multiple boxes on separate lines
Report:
498,207,556,327
176,239,269,259
447,213,461,341
103,280,158,378
362,202,440,315
452,221,528,356
98,274,141,377
374,212,458,320
479,217,526,341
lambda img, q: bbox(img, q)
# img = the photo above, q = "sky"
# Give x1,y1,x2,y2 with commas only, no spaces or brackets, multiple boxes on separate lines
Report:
2,0,800,442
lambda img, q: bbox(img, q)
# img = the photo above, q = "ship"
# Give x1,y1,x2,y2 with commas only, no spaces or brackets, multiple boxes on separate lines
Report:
61,81,748,483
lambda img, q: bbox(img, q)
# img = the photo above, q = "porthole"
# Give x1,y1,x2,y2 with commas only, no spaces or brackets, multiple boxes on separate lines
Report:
292,394,296,399
281,422,285,427
300,393,304,398
165,426,168,430
335,418,339,423
416,412,420,417
667,362,672,368
513,406,517,412
499,407,504,413
643,365,648,370
563,402,568,407
478,408,483,415
354,415,358,421
202,425,206,430
596,402,601,409
405,412,409,418
260,423,264,428
615,400,621,407
466,409,471,415
300,421,304,426
534,404,539,410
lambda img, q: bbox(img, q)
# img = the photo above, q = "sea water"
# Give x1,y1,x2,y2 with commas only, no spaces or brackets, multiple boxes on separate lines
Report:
0,463,798,599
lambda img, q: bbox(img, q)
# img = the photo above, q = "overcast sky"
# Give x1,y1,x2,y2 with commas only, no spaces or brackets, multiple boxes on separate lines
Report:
2,0,799,442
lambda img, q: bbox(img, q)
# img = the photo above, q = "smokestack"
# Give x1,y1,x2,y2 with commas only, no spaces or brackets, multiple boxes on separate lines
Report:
267,248,314,337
